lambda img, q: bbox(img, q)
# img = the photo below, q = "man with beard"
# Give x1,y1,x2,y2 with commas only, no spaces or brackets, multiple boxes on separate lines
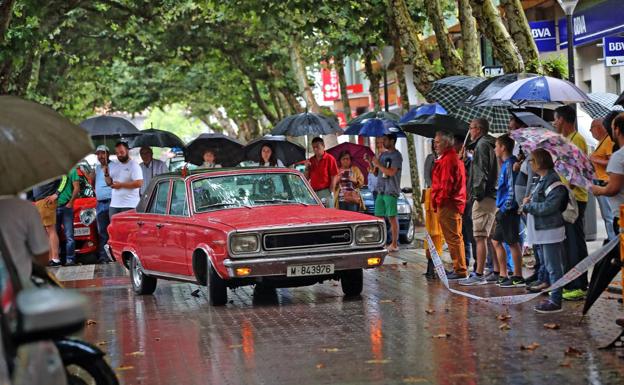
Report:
104,142,143,217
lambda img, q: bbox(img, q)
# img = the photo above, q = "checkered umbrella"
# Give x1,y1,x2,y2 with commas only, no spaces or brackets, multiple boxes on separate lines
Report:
426,76,509,133
580,92,624,119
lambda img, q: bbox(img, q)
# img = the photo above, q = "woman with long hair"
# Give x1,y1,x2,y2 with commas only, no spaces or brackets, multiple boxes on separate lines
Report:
259,143,284,167
332,150,364,212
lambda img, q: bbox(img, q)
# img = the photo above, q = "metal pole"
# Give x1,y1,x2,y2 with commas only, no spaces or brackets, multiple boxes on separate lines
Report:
567,13,575,84
383,68,389,112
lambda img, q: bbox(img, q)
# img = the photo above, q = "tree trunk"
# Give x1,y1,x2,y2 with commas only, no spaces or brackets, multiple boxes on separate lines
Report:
290,39,320,113
0,0,16,44
363,47,381,112
388,0,438,95
268,84,284,121
424,0,463,76
457,0,481,76
0,56,12,93
13,49,36,96
334,54,352,121
246,76,278,125
500,0,541,71
470,0,524,73
280,88,304,114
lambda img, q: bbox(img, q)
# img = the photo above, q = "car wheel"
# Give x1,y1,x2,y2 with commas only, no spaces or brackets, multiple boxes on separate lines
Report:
208,264,228,306
131,254,157,295
340,268,363,297
400,218,415,244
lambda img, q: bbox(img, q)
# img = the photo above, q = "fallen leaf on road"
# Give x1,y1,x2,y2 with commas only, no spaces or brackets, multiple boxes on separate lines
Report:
499,323,511,331
116,365,134,371
425,309,435,315
564,347,584,357
316,363,325,369
544,323,560,330
379,299,394,303
365,359,391,364
402,377,428,383
228,344,243,349
127,351,144,357
86,319,97,326
560,361,572,368
496,314,511,321
191,289,201,297
520,343,540,351
432,333,450,339
321,348,339,353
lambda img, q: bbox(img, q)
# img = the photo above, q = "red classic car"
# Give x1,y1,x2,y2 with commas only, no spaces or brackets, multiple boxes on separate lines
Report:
107,168,388,305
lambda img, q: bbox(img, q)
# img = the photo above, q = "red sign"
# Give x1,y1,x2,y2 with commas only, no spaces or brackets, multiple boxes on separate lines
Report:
336,112,347,128
321,62,340,102
347,84,363,94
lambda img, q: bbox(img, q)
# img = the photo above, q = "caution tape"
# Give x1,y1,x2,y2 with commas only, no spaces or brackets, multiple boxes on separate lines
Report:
425,233,619,305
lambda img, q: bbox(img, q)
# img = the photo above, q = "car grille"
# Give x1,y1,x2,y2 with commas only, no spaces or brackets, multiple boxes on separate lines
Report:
263,227,352,251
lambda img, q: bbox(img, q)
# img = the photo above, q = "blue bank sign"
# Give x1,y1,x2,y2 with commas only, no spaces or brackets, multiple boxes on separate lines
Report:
604,36,624,67
559,0,624,49
530,20,557,52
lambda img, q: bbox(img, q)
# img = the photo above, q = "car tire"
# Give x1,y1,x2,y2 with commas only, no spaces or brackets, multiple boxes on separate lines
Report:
340,268,363,297
130,255,157,295
208,264,228,306
399,218,415,244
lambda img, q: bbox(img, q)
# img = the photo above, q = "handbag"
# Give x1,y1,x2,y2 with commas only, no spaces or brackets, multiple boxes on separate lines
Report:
343,190,361,204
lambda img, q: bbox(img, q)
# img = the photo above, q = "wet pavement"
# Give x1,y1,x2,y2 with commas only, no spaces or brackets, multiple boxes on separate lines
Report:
53,247,624,385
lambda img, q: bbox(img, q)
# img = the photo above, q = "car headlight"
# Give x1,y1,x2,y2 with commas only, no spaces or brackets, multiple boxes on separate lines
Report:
397,203,411,215
230,234,260,254
355,225,382,244
79,208,97,226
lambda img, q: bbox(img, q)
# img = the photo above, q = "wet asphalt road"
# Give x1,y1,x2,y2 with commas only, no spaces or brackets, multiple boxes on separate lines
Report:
55,247,624,385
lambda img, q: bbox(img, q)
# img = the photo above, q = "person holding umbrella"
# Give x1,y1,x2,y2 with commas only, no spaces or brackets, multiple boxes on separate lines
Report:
304,137,338,208
93,145,113,264
139,146,167,195
258,143,285,167
332,151,364,212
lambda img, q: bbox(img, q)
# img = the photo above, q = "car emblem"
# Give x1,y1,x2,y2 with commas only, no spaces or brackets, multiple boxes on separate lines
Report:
331,232,350,240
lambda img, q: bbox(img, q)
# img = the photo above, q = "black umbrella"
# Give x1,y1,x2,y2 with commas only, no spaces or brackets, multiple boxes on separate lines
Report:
616,90,624,107
243,135,305,167
583,245,622,315
509,110,555,131
80,115,141,137
400,114,469,138
184,133,244,167
129,128,185,149
464,73,538,106
271,112,342,137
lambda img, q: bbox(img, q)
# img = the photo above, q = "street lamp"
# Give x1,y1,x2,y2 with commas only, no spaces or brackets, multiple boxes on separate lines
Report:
376,46,394,112
557,0,579,84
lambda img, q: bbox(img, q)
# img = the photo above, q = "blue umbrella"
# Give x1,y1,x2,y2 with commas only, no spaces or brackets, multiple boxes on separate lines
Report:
480,75,589,106
399,103,447,123
344,118,406,137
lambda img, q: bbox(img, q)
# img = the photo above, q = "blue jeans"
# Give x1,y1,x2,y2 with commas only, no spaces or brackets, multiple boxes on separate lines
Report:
96,199,111,260
596,195,616,240
56,205,75,262
540,241,564,306
533,245,550,284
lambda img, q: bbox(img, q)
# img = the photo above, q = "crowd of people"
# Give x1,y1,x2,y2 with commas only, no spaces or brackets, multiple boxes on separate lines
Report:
423,107,624,314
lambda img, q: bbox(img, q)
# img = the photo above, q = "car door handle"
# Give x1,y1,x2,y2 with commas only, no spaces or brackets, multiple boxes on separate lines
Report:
156,223,165,229
137,221,144,226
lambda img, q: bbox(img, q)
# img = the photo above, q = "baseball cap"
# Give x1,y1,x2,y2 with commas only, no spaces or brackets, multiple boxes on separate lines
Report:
95,145,110,153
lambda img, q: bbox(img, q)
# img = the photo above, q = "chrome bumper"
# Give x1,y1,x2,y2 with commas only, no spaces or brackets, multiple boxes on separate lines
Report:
222,248,387,278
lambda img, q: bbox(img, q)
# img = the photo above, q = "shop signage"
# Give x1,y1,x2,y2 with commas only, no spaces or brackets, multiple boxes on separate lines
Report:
321,61,340,102
603,36,624,67
558,0,624,49
530,20,557,52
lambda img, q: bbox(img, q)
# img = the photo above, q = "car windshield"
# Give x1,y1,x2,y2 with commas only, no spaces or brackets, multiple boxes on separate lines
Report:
192,172,318,212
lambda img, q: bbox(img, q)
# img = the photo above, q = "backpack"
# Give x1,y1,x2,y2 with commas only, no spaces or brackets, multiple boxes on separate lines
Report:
545,181,578,224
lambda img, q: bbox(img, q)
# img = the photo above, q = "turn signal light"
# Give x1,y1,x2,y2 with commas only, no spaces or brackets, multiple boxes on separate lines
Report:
367,257,382,266
235,267,252,276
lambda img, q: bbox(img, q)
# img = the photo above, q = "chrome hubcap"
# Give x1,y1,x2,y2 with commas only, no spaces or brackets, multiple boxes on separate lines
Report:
132,256,143,288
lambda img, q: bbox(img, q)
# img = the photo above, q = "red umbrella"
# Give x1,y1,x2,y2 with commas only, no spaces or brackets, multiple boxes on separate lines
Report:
327,142,374,185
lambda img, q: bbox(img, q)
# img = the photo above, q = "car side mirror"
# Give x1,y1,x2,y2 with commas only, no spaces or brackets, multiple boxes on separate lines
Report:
15,288,87,344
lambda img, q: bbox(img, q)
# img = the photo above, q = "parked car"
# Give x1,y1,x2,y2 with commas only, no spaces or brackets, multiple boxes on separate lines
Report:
360,186,415,244
107,167,388,305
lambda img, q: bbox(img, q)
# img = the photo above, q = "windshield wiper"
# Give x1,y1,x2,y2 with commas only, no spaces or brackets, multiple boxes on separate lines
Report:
200,202,242,210
254,199,308,206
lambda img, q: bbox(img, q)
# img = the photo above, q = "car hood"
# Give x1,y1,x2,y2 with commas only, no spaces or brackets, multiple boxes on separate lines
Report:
195,204,380,231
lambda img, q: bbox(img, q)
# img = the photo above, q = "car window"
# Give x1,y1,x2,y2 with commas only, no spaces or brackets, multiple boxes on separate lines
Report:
148,181,170,214
169,180,188,216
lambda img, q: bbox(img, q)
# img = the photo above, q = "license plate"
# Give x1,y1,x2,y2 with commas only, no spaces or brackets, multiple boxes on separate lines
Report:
286,264,334,277
74,227,90,236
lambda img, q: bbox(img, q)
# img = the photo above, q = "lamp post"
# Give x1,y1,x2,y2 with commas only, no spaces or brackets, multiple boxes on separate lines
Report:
557,0,579,84
376,46,394,112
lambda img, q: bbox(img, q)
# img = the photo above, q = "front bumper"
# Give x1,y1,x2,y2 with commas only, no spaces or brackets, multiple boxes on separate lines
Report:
223,248,387,278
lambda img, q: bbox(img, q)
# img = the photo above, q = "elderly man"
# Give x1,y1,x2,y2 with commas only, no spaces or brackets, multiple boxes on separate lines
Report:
589,118,615,240
459,118,498,286
553,105,589,301
104,142,143,217
431,131,467,279
139,146,167,195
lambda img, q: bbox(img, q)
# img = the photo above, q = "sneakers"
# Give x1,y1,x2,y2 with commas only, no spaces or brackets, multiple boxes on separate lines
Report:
534,300,563,313
485,272,500,284
527,281,550,293
47,259,62,267
64,258,76,266
447,272,468,280
562,288,587,301
458,273,487,286
499,276,526,288
525,273,539,284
